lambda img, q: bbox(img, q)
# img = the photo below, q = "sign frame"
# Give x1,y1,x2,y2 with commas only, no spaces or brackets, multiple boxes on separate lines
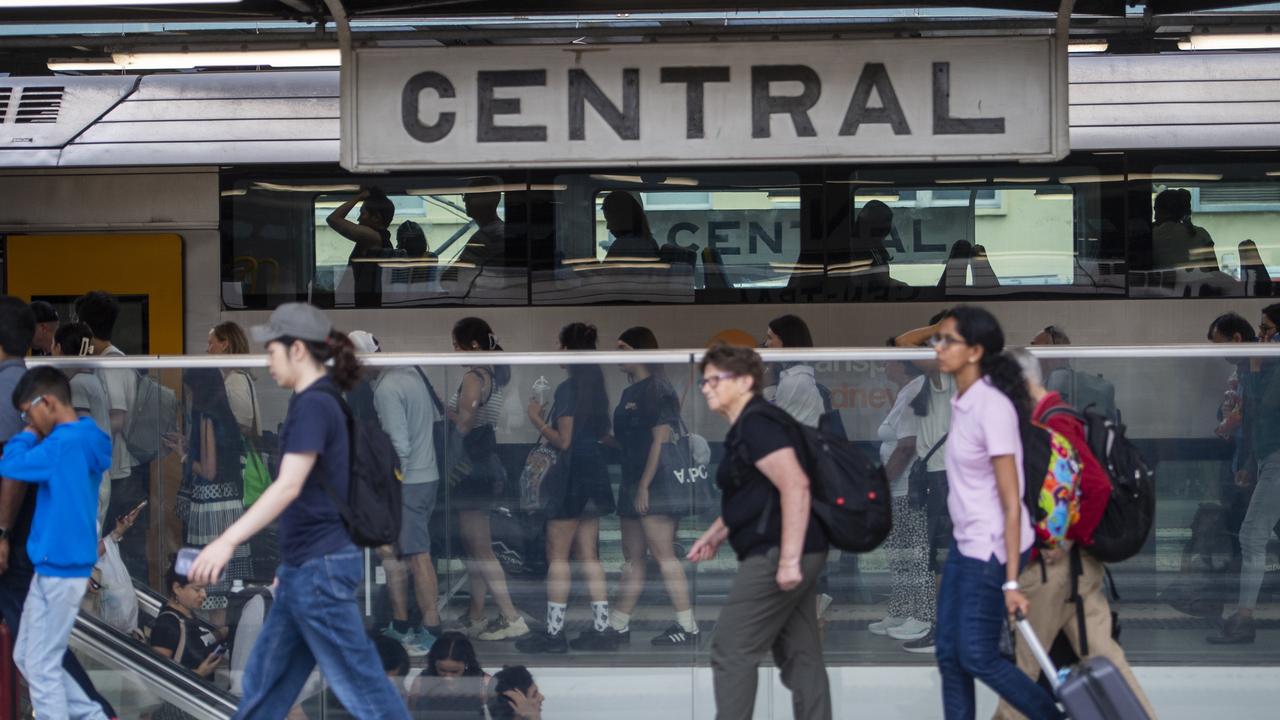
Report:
340,36,1069,171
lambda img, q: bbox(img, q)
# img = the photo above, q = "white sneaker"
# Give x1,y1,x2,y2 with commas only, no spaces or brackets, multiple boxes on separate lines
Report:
477,615,531,641
868,616,907,636
887,618,931,640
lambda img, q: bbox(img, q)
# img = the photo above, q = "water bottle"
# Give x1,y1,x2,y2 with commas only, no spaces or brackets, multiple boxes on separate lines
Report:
532,376,551,406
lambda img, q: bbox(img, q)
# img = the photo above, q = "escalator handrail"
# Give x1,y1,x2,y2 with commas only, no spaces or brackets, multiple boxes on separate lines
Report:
72,610,238,719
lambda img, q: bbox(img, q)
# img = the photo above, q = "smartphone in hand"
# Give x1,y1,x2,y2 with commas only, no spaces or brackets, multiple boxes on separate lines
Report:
175,547,200,577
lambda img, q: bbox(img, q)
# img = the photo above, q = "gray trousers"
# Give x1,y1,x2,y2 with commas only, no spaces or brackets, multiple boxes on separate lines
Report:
710,549,832,720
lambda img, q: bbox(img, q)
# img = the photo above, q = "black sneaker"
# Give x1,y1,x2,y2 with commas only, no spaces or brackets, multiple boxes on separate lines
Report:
902,626,936,654
1207,613,1256,644
651,624,700,647
515,631,569,654
569,627,620,651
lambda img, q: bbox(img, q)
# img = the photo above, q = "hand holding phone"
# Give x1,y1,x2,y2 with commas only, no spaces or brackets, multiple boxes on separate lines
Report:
175,547,200,577
210,644,228,659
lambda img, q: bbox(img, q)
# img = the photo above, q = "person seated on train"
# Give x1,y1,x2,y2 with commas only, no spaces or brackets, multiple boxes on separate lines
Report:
1239,239,1273,297
458,190,507,268
970,244,1000,289
761,314,822,429
486,665,544,720
1151,188,1217,274
827,200,911,300
938,239,973,291
601,191,659,262
327,188,395,308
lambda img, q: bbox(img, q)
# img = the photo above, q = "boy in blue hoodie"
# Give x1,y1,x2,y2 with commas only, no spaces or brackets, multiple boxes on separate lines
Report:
0,366,111,720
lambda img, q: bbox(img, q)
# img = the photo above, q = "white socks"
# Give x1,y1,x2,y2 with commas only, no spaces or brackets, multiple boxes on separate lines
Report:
591,601,610,632
676,609,699,633
609,609,631,633
546,602,567,636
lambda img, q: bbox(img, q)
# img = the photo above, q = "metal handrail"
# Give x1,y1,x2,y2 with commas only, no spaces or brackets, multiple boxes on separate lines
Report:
25,343,1280,370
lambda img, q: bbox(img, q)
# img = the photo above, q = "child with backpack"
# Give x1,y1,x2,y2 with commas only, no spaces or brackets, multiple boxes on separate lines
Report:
188,303,409,720
992,350,1156,720
0,366,112,720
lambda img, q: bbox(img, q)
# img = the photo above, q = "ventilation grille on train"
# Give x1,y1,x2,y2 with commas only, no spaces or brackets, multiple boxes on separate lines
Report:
13,86,64,124
1200,184,1280,205
0,88,10,120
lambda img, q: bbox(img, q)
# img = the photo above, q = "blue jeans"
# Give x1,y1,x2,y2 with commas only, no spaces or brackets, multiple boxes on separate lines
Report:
934,545,1062,720
234,550,410,720
14,575,108,720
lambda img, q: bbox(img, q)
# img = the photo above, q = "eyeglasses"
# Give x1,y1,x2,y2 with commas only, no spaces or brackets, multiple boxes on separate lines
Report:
927,334,964,350
698,372,738,389
19,396,45,424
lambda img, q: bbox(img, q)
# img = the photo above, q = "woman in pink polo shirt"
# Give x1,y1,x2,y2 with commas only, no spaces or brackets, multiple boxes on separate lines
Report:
929,306,1062,720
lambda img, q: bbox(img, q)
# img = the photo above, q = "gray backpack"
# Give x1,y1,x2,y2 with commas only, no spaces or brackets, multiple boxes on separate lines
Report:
121,370,178,463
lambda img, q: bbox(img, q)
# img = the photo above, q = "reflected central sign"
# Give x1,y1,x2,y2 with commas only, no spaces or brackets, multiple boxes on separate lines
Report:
344,37,1066,170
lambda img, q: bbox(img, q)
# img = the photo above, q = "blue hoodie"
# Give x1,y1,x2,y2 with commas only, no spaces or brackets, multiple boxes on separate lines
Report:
0,418,111,578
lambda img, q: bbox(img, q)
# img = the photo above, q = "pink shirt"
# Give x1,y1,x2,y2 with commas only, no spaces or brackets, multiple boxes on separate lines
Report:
944,377,1034,564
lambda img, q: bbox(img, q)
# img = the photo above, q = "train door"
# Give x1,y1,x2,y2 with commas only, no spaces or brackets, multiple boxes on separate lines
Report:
4,233,183,353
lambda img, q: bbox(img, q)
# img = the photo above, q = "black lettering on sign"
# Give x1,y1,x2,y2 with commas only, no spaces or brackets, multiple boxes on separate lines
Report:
708,221,740,255
751,66,820,139
913,219,946,253
659,66,731,139
748,222,784,254
932,62,1005,135
668,222,698,244
839,63,910,136
477,70,547,143
401,72,456,143
569,68,640,141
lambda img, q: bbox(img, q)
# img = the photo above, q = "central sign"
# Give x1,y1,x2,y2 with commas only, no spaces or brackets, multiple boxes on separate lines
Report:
344,37,1065,170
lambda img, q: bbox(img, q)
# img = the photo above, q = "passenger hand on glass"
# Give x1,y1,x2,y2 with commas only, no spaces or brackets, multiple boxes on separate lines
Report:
195,648,223,678
1235,469,1255,488
776,559,803,592
633,486,650,515
189,539,234,586
1004,587,1030,619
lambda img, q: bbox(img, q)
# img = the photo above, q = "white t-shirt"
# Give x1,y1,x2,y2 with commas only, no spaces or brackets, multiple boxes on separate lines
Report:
915,373,954,473
98,345,137,480
70,371,110,435
879,375,925,498
764,364,823,428
224,369,261,434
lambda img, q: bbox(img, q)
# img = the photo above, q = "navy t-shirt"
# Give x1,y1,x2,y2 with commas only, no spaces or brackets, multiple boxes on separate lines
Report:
278,376,354,565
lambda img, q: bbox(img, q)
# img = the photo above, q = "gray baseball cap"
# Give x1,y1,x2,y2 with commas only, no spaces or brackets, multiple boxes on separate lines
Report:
250,303,333,345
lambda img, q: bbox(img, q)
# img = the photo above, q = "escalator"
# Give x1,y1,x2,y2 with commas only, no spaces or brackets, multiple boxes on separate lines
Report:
61,580,237,720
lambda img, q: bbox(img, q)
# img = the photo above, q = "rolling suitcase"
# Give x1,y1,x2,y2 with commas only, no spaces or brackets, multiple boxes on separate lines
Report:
1015,611,1150,720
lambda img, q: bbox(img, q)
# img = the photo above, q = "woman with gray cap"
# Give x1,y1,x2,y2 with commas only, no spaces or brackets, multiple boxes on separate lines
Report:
188,302,410,720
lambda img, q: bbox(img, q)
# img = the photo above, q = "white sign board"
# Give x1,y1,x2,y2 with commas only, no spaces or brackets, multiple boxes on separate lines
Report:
344,37,1066,171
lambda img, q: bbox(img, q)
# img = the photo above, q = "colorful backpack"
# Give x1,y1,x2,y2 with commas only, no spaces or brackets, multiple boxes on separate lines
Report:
1021,422,1083,550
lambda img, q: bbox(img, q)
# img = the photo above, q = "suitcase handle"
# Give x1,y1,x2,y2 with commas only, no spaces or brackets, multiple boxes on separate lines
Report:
1013,609,1062,690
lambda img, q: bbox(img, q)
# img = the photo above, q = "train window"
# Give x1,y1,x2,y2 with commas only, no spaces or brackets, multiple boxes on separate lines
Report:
1135,166,1280,298
222,174,528,309
837,170,1124,299
539,171,806,305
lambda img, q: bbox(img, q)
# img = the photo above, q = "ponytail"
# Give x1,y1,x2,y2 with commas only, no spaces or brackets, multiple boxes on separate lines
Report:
325,330,362,391
982,351,1032,424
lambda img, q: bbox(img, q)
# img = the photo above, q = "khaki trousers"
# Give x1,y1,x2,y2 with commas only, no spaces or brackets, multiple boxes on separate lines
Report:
993,550,1157,720
710,549,831,720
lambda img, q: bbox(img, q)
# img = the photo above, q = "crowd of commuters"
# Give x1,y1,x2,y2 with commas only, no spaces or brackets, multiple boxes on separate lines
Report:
7,284,1280,719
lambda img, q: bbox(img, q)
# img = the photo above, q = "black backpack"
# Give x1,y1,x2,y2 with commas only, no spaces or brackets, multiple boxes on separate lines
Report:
1042,406,1155,563
745,403,892,553
314,384,403,548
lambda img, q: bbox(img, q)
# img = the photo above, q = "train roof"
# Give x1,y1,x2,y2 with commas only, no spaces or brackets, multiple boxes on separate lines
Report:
0,51,1276,169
